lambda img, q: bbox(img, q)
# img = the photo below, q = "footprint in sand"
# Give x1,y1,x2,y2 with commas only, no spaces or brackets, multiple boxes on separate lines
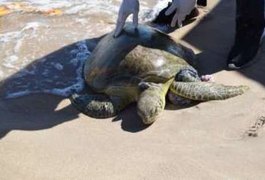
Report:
245,116,265,137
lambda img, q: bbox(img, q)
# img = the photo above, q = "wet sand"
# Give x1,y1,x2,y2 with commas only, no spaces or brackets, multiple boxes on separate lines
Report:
1,0,265,179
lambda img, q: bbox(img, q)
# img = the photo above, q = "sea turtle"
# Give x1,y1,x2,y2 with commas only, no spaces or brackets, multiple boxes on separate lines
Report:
70,23,248,124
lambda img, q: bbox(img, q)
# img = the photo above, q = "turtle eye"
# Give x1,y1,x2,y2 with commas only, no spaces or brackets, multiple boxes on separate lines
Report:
138,82,151,91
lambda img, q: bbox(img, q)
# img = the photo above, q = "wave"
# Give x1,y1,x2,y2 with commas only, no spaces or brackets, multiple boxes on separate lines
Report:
0,0,171,99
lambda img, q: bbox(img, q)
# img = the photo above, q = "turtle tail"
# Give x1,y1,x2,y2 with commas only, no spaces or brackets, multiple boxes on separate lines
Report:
70,94,116,118
170,81,249,101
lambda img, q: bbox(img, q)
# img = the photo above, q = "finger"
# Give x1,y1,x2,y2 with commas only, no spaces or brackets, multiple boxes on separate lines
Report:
171,12,179,27
133,11,139,28
114,13,129,38
165,5,177,16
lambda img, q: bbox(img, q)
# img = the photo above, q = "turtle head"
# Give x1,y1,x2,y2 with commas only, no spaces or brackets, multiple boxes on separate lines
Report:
137,81,172,124
174,67,200,82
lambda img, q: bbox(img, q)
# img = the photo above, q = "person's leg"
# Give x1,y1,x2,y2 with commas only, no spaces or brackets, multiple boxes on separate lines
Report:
227,0,265,69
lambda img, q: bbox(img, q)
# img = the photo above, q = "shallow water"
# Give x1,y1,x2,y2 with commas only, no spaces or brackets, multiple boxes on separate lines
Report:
0,0,170,98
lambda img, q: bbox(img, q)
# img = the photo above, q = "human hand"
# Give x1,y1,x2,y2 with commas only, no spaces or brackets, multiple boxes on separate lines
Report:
165,0,196,27
113,0,139,38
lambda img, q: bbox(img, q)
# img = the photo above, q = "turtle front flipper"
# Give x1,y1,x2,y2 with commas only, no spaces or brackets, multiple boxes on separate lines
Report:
70,94,117,118
170,81,249,101
137,79,173,124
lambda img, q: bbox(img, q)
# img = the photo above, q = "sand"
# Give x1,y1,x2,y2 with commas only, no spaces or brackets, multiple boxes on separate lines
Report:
1,0,265,179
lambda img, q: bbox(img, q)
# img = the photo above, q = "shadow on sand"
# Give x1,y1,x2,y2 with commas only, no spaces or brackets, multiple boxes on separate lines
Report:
182,0,265,86
0,0,264,139
0,35,152,139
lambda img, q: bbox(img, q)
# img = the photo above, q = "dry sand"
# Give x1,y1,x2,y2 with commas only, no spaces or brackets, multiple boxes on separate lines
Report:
1,0,265,179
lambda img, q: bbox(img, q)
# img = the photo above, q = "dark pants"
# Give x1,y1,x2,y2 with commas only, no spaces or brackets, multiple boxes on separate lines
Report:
227,0,265,67
197,0,207,7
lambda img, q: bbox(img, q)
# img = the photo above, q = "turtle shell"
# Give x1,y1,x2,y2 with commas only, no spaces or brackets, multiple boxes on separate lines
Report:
112,46,190,84
83,23,195,92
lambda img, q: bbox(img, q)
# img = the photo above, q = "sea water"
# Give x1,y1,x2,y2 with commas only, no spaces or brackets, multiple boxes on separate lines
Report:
0,0,169,98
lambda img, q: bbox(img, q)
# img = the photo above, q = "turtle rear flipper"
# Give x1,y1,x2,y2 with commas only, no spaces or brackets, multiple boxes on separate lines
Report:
70,94,116,118
170,81,249,101
70,84,138,118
